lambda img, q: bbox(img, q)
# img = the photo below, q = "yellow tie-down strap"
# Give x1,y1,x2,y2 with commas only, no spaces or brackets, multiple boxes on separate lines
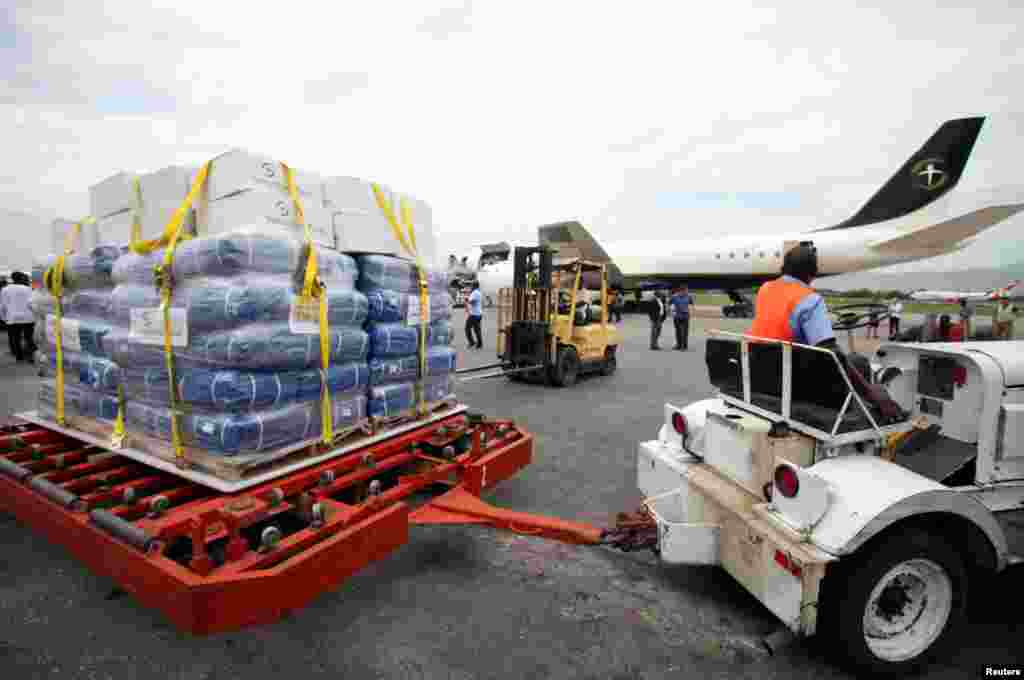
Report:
283,164,333,445
372,184,429,416
44,217,95,427
155,162,212,463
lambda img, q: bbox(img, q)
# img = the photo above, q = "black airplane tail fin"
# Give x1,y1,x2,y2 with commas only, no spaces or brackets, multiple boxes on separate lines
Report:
820,116,985,231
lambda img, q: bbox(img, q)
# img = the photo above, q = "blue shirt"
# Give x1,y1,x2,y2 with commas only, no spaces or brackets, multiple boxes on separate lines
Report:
670,293,693,319
468,289,482,317
782,275,835,346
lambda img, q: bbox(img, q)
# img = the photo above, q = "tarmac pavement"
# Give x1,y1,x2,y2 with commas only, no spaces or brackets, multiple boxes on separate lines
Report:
1,311,1021,679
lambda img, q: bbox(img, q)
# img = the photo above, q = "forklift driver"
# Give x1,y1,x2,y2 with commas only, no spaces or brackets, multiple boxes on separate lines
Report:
749,244,905,422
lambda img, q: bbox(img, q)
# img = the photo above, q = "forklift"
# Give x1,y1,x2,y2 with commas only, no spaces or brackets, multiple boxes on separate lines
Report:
458,246,619,387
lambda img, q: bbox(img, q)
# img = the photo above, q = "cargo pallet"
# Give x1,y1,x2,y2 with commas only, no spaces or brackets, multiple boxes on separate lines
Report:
0,414,603,634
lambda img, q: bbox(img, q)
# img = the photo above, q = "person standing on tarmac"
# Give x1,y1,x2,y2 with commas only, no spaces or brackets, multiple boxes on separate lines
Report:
465,281,484,350
888,299,903,339
648,290,668,350
669,285,693,350
1,271,37,362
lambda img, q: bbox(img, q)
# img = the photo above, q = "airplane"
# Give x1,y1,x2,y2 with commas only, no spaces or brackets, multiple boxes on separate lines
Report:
908,279,1022,304
466,116,1024,310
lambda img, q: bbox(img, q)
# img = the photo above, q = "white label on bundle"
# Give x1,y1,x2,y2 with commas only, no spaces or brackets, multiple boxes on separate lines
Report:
46,315,82,352
290,297,320,335
406,296,430,326
130,308,188,347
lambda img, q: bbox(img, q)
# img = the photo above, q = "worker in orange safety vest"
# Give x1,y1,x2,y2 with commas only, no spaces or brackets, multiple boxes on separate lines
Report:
749,244,905,423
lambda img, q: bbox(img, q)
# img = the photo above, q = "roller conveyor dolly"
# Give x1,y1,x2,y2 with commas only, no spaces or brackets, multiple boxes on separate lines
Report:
0,413,614,634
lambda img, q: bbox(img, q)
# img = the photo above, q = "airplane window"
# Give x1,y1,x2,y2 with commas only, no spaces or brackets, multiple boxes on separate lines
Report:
774,251,780,258
715,254,721,259
729,253,735,259
744,252,750,258
759,251,765,258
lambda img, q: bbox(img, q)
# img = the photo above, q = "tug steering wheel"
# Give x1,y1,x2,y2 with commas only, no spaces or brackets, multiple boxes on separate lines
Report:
829,303,891,331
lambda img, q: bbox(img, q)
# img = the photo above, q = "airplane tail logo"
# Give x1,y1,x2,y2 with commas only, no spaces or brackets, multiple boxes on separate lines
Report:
911,157,948,191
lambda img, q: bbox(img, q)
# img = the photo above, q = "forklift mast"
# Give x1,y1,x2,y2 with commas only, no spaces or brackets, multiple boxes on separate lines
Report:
504,246,555,369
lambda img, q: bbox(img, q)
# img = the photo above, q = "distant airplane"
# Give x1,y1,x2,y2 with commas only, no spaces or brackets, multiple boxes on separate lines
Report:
465,116,1024,307
908,279,1022,304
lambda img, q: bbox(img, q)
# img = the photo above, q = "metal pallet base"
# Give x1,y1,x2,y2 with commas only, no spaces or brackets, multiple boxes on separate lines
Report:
18,406,467,493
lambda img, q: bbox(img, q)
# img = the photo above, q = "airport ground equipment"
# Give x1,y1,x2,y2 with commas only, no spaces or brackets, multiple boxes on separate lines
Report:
458,246,619,386
629,332,1024,674
0,412,609,633
721,290,755,318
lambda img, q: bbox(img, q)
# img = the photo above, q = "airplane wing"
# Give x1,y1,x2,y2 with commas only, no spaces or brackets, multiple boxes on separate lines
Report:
868,204,1024,255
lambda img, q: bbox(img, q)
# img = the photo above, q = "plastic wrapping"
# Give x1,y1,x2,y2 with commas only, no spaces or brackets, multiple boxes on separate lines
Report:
364,289,451,324
113,235,358,287
109,279,367,331
367,376,454,418
38,380,119,421
368,347,456,386
121,361,369,413
32,245,124,291
125,391,368,455
367,321,452,358
357,254,449,294
40,351,121,394
109,324,369,370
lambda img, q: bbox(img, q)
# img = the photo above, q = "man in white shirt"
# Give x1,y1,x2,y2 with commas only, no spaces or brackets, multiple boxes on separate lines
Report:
1,272,37,362
888,300,903,339
465,282,483,350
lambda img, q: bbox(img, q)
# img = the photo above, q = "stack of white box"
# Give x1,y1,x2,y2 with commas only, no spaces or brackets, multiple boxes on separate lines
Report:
194,150,333,248
84,150,441,266
89,167,195,247
323,176,439,269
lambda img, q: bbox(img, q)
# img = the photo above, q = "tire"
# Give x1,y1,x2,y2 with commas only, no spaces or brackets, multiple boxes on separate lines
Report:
820,528,967,676
549,347,579,387
600,346,617,376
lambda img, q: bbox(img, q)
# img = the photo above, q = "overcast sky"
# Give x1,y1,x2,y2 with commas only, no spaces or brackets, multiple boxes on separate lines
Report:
3,1,1023,272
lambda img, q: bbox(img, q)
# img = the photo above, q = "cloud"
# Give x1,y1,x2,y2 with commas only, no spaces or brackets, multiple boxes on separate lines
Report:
2,1,1024,274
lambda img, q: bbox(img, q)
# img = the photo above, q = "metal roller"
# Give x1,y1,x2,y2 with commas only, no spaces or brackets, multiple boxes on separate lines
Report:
0,457,32,481
89,509,154,551
28,476,79,508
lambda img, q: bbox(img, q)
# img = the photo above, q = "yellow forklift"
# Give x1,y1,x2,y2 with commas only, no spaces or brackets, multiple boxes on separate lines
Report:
459,246,619,386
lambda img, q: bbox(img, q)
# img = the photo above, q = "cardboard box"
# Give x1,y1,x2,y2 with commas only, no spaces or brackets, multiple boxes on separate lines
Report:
95,211,134,247
332,203,438,267
52,218,97,255
139,165,193,233
199,149,322,202
322,176,395,214
197,188,334,248
89,172,138,219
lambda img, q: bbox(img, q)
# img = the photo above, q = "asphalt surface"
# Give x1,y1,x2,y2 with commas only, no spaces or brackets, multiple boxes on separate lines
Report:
1,311,1022,680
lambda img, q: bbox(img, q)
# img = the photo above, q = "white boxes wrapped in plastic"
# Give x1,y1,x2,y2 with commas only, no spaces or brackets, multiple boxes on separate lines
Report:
197,188,334,249
198,149,322,202
88,171,138,219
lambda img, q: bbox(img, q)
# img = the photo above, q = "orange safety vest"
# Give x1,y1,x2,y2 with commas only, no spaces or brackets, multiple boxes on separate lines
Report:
749,277,815,342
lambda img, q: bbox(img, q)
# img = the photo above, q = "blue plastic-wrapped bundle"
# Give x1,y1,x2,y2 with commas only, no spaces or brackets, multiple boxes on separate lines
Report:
368,347,457,386
367,321,453,358
364,289,451,324
110,324,369,371
125,390,368,455
30,289,113,321
109,279,367,331
40,351,121,394
367,376,454,418
121,361,369,413
38,380,120,422
37,319,117,359
32,245,124,290
113,233,358,288
357,254,449,294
